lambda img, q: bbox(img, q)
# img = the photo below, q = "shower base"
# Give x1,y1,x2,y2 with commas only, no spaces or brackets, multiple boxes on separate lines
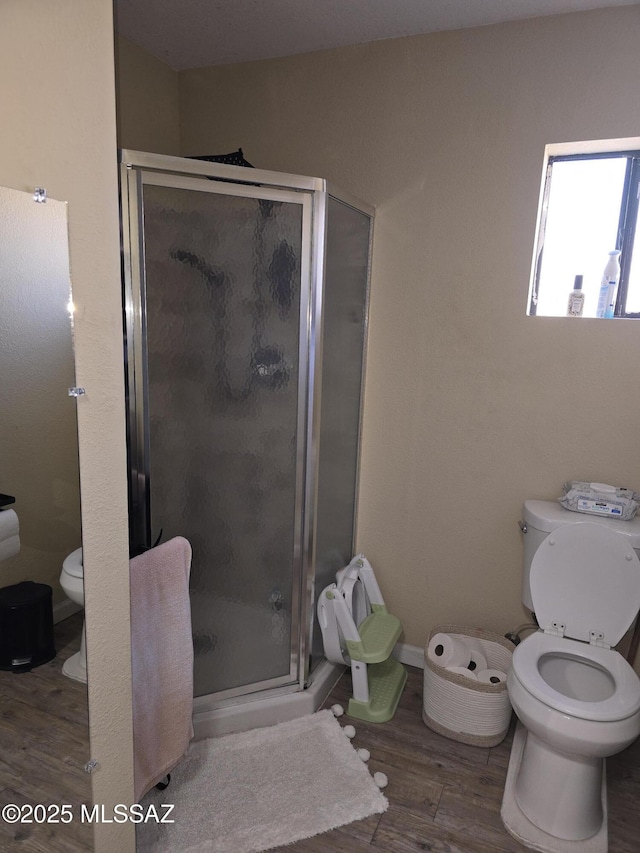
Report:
192,658,344,740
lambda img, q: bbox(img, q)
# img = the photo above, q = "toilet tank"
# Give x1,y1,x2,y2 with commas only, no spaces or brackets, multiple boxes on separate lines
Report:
520,499,640,613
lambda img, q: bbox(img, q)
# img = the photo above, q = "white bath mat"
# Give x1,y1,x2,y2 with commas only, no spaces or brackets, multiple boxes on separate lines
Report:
137,709,388,853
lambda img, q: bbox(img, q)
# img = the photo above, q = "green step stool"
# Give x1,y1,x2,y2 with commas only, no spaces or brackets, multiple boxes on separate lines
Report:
317,555,407,723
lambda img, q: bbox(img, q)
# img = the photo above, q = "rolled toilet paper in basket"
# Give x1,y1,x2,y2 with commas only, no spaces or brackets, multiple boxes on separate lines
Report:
427,633,470,668
465,648,488,673
0,509,20,562
476,669,507,685
446,666,477,680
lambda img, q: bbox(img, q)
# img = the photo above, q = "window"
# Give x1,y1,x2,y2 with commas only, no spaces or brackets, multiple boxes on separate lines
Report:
529,140,640,318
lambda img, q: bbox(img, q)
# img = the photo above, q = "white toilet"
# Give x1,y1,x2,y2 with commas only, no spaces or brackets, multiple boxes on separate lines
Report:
59,547,87,683
501,500,640,853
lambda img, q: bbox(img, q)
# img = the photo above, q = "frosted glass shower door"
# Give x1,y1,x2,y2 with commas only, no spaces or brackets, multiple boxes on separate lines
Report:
311,196,372,670
129,171,310,701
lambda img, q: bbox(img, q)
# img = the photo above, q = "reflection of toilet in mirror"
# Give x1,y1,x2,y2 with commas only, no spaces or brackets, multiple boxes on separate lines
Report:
59,547,86,683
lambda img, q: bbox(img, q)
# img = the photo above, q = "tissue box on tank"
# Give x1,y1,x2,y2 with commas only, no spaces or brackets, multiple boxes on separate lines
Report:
0,581,56,672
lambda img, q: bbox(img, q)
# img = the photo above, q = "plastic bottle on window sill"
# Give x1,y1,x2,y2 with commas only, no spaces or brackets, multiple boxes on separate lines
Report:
567,274,585,317
605,250,622,318
596,250,621,318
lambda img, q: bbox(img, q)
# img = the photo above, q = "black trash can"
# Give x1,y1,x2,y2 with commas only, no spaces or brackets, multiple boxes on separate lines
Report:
0,581,56,672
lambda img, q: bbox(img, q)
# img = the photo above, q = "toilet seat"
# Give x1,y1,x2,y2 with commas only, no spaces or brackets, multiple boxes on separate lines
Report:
512,631,640,722
62,546,83,579
531,521,640,647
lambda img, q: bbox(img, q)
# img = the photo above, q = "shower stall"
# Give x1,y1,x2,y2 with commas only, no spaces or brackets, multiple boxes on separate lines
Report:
119,151,373,736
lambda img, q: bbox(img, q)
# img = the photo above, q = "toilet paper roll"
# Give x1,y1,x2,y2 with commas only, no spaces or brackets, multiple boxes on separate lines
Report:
465,648,488,673
0,509,20,561
446,665,478,680
427,633,470,668
476,669,507,685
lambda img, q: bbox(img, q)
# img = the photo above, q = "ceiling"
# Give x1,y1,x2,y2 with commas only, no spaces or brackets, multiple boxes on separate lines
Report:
114,0,639,71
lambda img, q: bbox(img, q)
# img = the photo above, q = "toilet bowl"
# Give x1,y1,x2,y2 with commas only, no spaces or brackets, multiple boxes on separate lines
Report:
59,547,86,683
508,634,640,842
502,517,640,852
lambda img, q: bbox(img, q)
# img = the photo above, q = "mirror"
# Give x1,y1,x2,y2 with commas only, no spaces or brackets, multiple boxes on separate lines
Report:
0,188,90,849
0,186,82,621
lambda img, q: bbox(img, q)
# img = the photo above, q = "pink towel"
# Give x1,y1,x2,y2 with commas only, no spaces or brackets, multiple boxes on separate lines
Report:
130,536,194,801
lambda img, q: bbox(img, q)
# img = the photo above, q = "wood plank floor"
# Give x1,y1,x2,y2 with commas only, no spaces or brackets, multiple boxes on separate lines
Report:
274,665,640,853
0,613,92,852
2,632,640,853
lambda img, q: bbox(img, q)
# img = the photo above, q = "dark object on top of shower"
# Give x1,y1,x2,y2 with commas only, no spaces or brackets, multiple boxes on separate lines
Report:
188,149,258,186
188,152,282,219
190,149,254,169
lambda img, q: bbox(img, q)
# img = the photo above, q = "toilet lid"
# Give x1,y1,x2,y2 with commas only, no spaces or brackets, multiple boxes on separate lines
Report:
531,521,640,647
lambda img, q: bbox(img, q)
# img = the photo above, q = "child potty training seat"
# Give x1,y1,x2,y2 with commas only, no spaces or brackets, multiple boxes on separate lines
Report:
317,554,406,722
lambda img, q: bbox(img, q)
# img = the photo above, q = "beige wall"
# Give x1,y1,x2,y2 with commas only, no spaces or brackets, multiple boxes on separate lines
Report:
116,35,181,155
0,2,135,851
177,7,640,652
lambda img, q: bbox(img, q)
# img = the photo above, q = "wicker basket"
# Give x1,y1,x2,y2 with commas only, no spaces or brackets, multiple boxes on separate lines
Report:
422,624,515,747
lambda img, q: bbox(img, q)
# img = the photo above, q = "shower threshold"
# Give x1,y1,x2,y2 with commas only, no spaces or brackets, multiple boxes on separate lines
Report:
192,659,344,740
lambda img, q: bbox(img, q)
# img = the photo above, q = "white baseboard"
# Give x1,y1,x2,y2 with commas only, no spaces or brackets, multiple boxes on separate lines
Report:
53,598,82,624
393,642,425,669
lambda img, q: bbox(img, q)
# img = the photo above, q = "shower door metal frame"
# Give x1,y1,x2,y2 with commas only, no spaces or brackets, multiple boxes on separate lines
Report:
119,149,374,710
120,150,326,704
